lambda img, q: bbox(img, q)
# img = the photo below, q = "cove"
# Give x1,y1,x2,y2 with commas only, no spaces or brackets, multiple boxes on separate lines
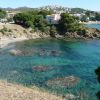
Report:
0,38,100,99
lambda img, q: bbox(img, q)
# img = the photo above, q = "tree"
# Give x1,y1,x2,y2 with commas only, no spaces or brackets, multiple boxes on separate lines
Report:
13,11,50,33
95,13,100,21
85,11,91,17
0,9,6,18
38,10,53,18
95,67,100,99
58,13,82,34
13,12,35,27
34,15,49,32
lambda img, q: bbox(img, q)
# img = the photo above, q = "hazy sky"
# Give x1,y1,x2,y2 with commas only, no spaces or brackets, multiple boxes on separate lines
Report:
0,0,100,11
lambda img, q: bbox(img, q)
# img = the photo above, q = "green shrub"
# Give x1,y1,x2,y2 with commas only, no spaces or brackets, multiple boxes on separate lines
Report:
0,27,12,34
30,29,34,33
8,29,12,32
23,30,27,33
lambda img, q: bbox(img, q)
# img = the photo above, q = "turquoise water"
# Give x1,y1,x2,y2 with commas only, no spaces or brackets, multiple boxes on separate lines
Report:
85,24,100,29
0,39,100,99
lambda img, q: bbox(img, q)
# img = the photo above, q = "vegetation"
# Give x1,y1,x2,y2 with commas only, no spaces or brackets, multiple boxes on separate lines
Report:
95,13,100,21
58,13,84,34
13,10,86,37
0,9,6,18
70,8,86,14
0,26,12,34
95,67,100,99
13,10,54,35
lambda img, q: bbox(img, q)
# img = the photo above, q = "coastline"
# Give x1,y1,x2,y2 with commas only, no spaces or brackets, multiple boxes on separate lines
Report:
0,35,50,49
0,23,50,49
0,36,28,48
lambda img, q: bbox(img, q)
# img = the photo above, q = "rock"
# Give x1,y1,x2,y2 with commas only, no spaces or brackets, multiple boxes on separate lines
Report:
9,49,34,56
65,94,76,100
38,49,62,56
39,49,47,56
46,76,79,88
32,66,53,72
50,50,61,56
9,49,22,56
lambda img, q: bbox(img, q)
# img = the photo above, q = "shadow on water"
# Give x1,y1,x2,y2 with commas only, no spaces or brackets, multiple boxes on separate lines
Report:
95,67,100,100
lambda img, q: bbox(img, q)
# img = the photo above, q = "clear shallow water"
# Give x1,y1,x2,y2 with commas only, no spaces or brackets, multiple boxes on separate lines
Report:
85,24,100,29
0,39,100,99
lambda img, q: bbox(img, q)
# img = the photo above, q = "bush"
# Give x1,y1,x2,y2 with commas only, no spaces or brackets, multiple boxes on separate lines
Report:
0,27,13,34
8,29,12,32
30,29,34,33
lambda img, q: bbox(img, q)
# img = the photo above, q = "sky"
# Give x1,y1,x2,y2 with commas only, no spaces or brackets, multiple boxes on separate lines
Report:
0,0,100,11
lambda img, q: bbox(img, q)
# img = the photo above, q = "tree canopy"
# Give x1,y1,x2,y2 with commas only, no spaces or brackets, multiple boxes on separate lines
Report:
13,11,85,36
58,13,82,34
95,13,100,21
13,10,51,33
0,9,6,18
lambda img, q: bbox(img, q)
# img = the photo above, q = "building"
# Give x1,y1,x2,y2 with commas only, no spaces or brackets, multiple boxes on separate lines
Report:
46,14,61,24
6,12,16,18
6,11,20,18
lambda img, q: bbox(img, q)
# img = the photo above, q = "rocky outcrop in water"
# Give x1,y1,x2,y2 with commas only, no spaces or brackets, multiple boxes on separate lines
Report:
9,49,34,56
38,49,62,56
46,76,79,88
32,66,54,72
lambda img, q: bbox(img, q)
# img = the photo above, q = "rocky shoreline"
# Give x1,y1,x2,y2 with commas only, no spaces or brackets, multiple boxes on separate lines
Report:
0,23,100,49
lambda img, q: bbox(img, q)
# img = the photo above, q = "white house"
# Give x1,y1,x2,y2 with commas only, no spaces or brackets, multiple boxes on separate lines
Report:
72,13,85,19
46,14,61,24
7,12,17,18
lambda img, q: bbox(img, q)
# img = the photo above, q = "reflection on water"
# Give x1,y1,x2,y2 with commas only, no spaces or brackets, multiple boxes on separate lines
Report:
0,38,100,99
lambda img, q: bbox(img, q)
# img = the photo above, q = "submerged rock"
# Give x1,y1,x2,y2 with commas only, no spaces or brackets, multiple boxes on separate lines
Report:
38,49,62,56
50,50,62,56
9,49,34,56
65,94,76,100
32,66,53,72
38,49,48,56
46,76,79,88
9,49,22,56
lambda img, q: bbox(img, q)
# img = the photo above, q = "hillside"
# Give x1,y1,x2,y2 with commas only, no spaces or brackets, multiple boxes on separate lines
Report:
0,80,64,100
0,23,49,48
1,5,96,13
